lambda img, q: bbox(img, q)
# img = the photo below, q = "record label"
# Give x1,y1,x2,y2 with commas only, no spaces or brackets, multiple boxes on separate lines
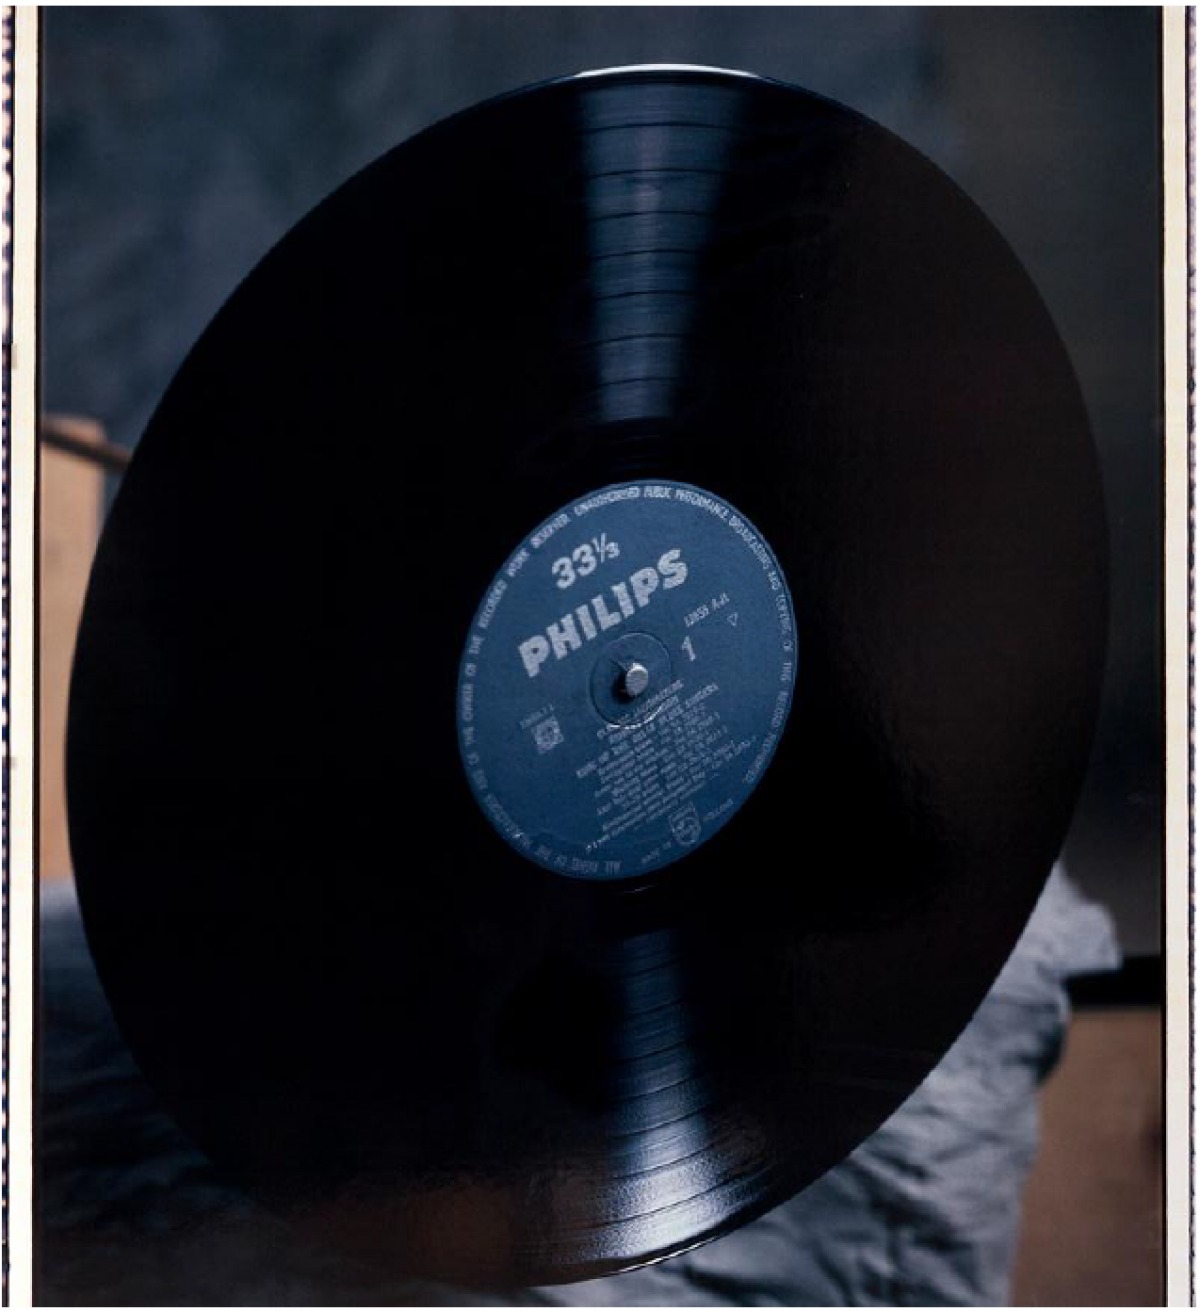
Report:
457,480,796,880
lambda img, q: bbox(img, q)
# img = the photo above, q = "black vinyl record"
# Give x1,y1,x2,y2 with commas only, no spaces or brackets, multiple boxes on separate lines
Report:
67,67,1107,1286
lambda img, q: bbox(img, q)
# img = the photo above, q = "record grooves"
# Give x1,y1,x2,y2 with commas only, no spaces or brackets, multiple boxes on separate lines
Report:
66,66,1106,1285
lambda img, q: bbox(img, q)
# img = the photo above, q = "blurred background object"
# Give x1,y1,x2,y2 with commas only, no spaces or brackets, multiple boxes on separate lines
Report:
38,7,1163,1305
1012,997,1163,1306
38,415,121,881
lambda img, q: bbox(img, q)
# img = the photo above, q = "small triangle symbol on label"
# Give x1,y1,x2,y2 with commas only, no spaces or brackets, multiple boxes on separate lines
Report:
727,612,739,626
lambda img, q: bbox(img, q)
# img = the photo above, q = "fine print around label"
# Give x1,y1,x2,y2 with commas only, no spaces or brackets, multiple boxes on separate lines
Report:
457,480,796,881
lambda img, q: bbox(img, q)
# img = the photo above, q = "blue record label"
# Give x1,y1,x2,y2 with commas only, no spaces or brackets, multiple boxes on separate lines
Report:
457,481,796,880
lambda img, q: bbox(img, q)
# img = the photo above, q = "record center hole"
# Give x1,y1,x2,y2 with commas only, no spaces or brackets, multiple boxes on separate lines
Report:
618,661,650,700
589,632,671,726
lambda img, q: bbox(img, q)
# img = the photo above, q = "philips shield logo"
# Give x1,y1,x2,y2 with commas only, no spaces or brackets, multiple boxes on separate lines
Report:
669,804,702,847
518,549,688,678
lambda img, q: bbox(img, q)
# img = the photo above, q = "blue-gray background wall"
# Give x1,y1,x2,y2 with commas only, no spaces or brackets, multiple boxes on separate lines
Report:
43,7,1162,953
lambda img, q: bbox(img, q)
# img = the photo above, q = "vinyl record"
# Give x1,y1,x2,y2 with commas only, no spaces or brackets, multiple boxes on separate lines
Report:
67,66,1107,1286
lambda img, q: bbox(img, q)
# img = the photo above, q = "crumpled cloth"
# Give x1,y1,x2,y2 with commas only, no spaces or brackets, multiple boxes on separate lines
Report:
38,867,1118,1306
